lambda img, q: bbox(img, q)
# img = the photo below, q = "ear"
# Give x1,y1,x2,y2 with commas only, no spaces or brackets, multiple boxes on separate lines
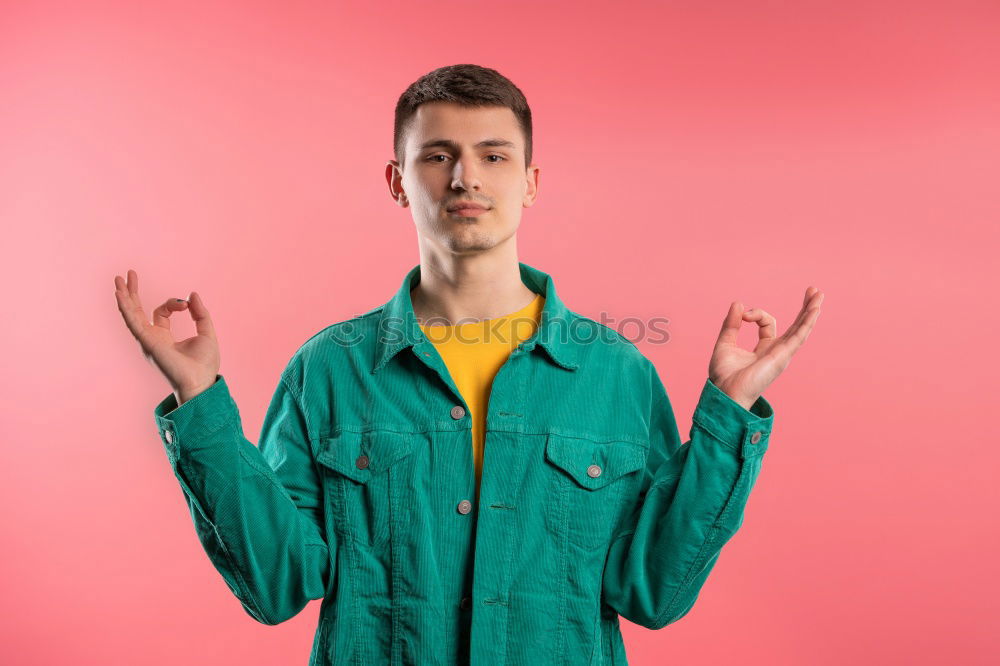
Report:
522,164,540,208
385,161,408,207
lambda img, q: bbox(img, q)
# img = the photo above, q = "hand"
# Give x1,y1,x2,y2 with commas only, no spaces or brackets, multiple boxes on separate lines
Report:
708,286,824,411
114,269,221,404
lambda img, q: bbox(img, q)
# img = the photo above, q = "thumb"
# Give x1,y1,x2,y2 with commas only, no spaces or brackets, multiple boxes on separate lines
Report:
716,301,744,347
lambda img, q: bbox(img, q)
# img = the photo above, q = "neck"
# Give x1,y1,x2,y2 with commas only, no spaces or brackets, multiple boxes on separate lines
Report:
411,247,537,326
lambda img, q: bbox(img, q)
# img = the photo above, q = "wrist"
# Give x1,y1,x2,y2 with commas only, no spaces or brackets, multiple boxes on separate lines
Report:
708,377,757,412
175,378,217,406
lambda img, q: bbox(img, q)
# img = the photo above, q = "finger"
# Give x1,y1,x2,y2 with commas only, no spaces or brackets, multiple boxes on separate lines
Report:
775,289,823,352
786,291,823,346
742,307,777,356
115,278,149,338
115,273,152,334
801,285,818,309
127,268,139,298
783,289,823,341
187,291,217,339
716,301,744,347
118,269,151,328
753,288,822,358
772,288,818,344
742,307,777,340
151,297,190,330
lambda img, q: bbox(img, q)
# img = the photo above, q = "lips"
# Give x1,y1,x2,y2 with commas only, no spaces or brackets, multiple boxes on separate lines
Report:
446,202,489,212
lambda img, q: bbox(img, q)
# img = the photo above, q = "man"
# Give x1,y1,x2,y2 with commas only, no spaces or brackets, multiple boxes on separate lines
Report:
115,64,823,665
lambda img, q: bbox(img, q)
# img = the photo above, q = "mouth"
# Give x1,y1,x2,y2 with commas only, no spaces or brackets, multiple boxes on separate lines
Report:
446,201,490,216
448,207,489,217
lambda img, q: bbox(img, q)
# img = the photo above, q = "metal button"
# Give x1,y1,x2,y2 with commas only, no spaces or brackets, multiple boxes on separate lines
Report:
750,431,762,444
459,596,472,610
355,455,369,470
587,464,602,478
450,405,466,419
164,430,173,444
457,499,472,514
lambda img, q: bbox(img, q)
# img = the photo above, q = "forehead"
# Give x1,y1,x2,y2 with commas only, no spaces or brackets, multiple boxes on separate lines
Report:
406,102,521,148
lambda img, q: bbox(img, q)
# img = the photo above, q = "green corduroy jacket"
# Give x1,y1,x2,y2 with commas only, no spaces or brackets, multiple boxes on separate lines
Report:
153,261,775,665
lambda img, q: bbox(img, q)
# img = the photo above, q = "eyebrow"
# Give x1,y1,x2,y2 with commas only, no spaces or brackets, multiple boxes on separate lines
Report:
418,138,517,151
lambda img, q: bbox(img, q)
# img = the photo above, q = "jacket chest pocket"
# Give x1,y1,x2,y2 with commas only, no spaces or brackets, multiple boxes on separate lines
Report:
316,430,416,548
544,433,647,551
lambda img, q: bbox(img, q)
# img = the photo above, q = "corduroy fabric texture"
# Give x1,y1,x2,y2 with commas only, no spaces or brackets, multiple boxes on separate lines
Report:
419,290,544,507
153,261,775,665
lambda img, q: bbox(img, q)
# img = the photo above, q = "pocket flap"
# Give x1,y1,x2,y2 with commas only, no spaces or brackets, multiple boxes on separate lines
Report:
545,434,647,490
316,430,415,483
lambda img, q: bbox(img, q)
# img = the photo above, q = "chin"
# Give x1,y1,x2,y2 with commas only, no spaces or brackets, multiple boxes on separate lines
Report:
442,233,498,253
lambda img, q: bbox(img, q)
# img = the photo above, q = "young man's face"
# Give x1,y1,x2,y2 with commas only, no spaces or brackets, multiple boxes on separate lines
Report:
386,101,539,255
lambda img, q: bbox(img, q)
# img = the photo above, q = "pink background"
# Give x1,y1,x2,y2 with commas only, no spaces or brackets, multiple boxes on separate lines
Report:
3,1,998,664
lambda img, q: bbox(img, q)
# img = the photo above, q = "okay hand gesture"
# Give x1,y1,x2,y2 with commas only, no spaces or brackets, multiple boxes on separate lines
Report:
708,287,824,410
114,269,221,404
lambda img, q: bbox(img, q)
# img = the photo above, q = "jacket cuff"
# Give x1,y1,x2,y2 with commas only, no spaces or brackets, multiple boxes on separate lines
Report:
690,377,774,459
153,375,237,463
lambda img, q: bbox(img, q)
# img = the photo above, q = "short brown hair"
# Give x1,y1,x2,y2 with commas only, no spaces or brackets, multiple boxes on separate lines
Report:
393,64,533,169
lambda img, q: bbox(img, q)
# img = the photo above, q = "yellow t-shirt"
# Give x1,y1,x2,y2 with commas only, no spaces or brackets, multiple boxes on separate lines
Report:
419,292,545,504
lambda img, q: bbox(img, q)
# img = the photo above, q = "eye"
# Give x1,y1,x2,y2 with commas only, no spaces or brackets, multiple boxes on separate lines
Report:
425,154,507,163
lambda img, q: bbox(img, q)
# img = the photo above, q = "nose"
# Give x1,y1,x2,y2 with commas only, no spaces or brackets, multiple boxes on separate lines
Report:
450,156,483,192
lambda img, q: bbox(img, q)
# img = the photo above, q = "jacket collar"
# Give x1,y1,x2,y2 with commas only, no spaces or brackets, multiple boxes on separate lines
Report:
372,261,580,374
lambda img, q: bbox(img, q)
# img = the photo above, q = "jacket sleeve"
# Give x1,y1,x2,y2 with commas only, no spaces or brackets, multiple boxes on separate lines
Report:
152,366,333,625
601,364,774,629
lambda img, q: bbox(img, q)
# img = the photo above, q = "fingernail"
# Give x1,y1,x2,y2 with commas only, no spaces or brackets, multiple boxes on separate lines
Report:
175,298,187,302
